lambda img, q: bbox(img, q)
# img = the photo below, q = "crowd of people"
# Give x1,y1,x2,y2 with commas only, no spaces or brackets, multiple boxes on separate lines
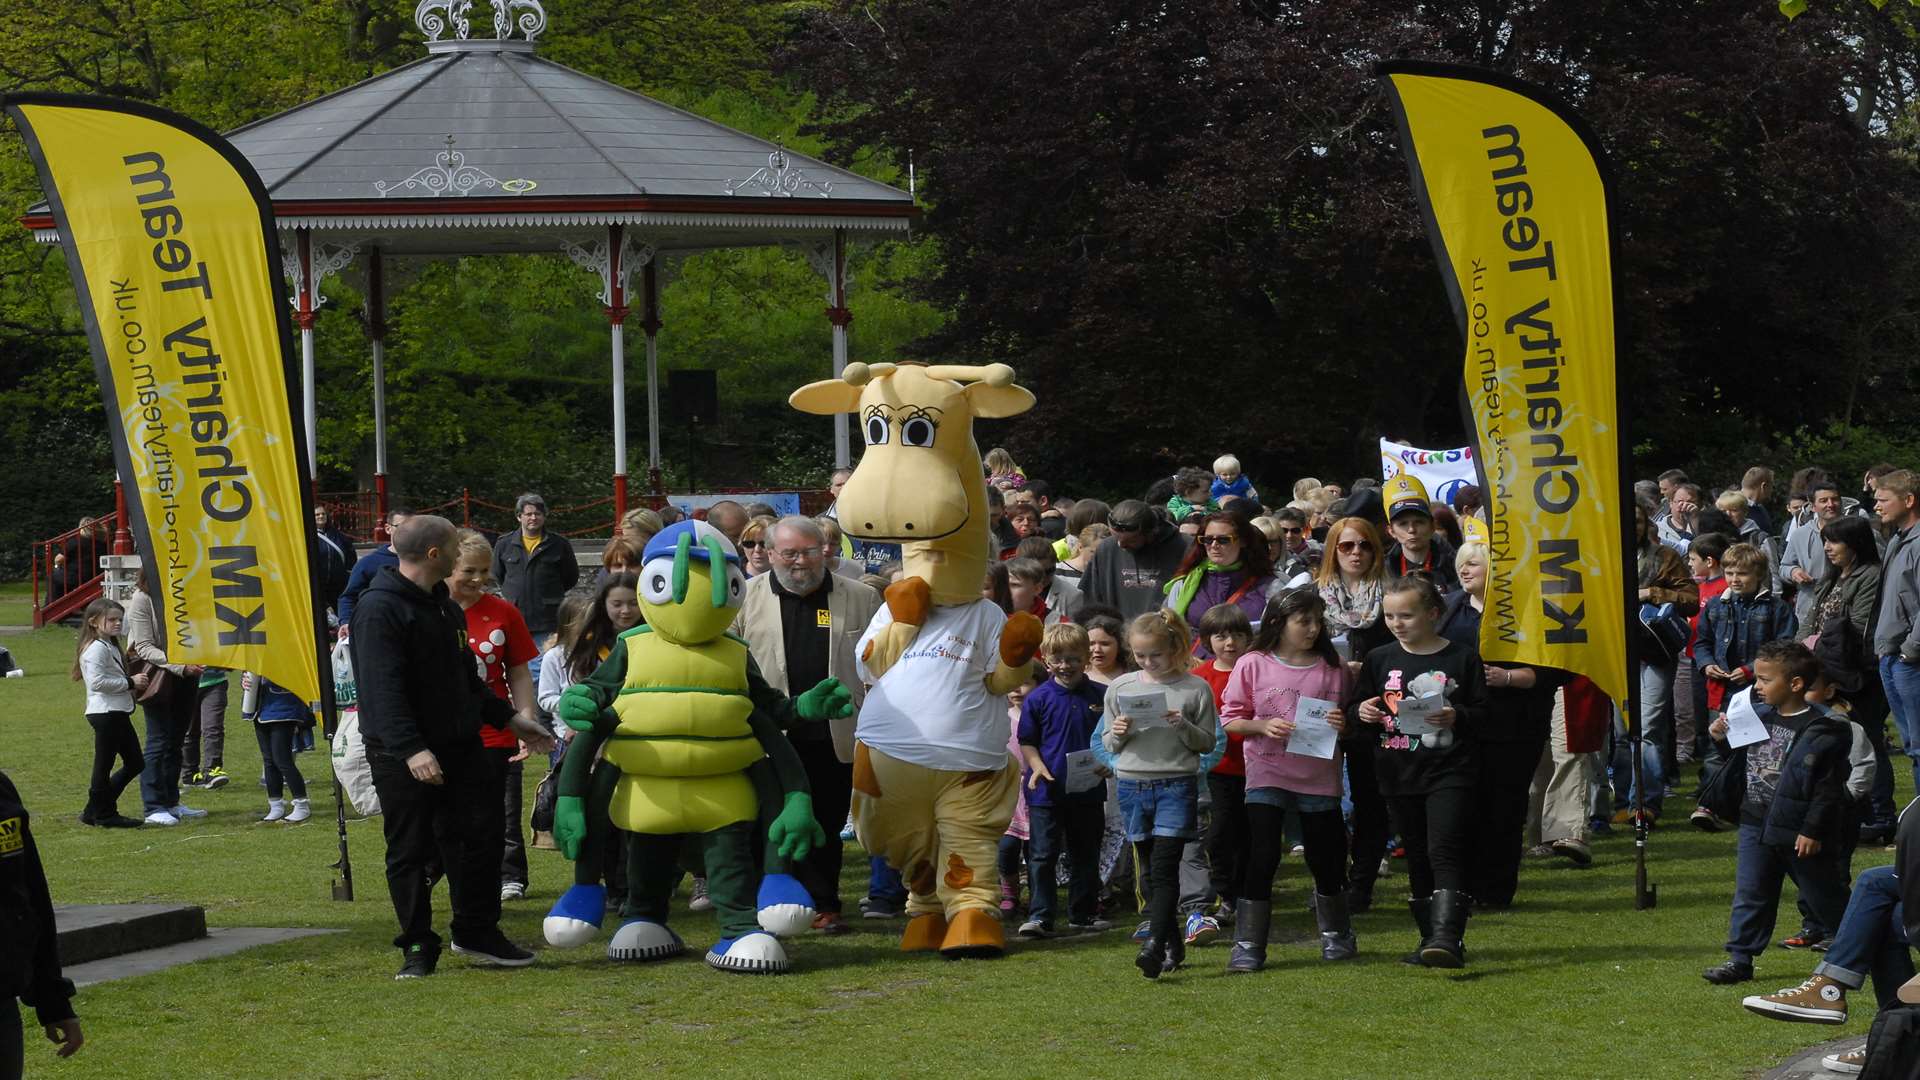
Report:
43,448,1920,1065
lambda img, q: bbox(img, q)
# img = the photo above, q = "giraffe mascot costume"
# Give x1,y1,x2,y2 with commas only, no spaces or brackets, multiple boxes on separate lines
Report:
791,362,1044,958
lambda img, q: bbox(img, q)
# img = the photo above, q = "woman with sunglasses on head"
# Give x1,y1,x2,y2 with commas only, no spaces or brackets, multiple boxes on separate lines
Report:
1316,516,1395,913
1163,511,1282,660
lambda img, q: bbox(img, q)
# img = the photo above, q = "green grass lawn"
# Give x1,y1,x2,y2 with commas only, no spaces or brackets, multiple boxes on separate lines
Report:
0,580,37,627
0,623,1897,1078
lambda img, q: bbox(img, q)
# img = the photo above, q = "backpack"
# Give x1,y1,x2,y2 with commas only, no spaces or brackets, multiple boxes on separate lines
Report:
1863,1003,1920,1080
1637,602,1692,665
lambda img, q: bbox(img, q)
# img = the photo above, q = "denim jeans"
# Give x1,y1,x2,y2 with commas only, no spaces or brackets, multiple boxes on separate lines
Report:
1026,799,1104,927
139,677,196,814
1881,655,1920,794
1116,777,1200,841
868,857,906,904
1726,822,1852,964
1815,864,1914,1010
1612,661,1672,813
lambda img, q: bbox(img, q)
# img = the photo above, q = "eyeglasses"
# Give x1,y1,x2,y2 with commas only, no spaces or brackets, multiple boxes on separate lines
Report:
1200,535,1237,547
739,539,765,549
772,548,822,561
1337,540,1373,554
1279,527,1305,536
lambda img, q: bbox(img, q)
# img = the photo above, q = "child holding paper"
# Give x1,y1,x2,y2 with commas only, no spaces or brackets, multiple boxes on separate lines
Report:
1699,641,1856,986
1355,576,1490,968
1094,609,1222,978
1017,623,1113,938
1187,603,1255,946
1219,588,1351,972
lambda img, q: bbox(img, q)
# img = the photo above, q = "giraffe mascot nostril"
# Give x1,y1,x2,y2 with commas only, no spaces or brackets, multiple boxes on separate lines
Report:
540,520,854,974
791,361,1046,958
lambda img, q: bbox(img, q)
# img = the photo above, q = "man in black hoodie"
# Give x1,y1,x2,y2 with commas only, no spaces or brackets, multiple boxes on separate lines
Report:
1081,500,1192,620
0,771,83,1075
351,515,556,979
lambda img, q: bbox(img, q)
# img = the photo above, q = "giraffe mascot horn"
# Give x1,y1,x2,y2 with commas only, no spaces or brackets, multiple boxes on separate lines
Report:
790,361,1043,958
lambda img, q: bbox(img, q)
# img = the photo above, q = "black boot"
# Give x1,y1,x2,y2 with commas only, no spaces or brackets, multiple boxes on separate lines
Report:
1402,895,1433,966
1163,933,1186,974
1136,938,1166,979
1420,889,1471,969
1314,891,1357,961
1227,900,1271,973
1346,870,1377,914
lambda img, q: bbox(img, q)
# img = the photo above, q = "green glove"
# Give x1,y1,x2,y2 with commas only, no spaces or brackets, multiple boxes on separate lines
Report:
768,791,825,862
795,678,854,723
554,795,587,861
557,686,606,733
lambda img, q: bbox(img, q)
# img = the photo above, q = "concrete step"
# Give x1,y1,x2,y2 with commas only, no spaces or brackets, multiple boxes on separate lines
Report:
55,903,206,966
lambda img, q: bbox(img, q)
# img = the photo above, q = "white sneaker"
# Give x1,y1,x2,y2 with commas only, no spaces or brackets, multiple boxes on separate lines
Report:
688,877,712,912
286,798,311,823
145,810,180,826
262,800,287,823
501,882,527,901
170,804,208,819
1821,1045,1866,1074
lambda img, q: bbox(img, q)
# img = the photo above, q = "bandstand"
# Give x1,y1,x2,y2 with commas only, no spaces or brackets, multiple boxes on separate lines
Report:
21,0,916,538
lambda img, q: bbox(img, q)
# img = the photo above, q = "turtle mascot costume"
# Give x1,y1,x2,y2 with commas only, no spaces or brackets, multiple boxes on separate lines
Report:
540,520,853,973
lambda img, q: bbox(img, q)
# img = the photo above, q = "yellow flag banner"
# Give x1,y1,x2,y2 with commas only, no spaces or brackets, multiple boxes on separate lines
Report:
6,95,322,704
1379,63,1631,706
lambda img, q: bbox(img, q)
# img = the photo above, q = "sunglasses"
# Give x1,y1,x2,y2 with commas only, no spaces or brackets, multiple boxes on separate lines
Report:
1200,535,1237,547
1337,540,1374,554
1110,522,1143,533
739,539,765,549
1280,527,1305,536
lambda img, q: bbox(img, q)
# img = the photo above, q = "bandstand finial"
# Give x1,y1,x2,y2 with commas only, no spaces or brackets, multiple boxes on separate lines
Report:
416,0,546,45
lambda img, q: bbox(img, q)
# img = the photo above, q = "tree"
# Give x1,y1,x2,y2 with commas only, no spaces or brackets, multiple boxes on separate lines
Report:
786,0,1920,493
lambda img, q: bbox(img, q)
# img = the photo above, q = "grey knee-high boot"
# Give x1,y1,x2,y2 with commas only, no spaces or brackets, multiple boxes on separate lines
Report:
1227,899,1271,973
1313,891,1357,961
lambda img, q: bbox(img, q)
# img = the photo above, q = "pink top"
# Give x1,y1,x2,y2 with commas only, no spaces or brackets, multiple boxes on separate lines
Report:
1221,651,1348,797
1003,713,1029,840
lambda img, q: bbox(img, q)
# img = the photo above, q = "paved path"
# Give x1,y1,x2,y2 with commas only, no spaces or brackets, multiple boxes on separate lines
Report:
65,928,341,987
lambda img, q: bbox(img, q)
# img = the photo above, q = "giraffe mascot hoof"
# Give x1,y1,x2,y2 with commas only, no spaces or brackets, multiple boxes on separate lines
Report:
792,362,1039,959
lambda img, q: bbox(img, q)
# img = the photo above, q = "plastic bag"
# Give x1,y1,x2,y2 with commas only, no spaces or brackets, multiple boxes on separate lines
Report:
331,635,357,708
329,707,381,817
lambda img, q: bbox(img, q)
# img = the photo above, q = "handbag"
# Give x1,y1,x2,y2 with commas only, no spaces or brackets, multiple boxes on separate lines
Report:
125,650,173,704
1637,602,1692,666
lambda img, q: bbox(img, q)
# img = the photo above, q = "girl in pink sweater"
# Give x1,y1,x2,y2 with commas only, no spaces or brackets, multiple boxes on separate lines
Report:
1219,588,1351,972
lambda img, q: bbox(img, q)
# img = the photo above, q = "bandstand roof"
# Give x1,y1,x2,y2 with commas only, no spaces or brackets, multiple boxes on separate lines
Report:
22,0,914,256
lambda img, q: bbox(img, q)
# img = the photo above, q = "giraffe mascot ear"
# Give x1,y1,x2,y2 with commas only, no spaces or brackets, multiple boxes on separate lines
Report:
790,362,897,415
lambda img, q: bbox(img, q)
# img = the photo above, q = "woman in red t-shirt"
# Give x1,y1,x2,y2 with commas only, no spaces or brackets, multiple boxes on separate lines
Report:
450,531,541,902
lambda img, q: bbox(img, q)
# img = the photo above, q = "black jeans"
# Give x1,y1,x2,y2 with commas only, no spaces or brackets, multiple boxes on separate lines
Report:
791,736,852,914
485,747,528,888
1027,797,1105,926
1134,836,1185,943
371,745,502,951
1386,785,1477,897
254,722,306,799
1345,741,1392,890
1243,802,1348,901
85,710,142,817
1204,772,1250,904
1469,730,1552,906
138,675,196,814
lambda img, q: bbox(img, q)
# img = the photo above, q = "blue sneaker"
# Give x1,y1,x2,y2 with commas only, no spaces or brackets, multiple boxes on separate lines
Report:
1184,911,1221,946
840,822,857,842
543,883,607,948
1132,919,1153,942
756,873,817,937
706,931,790,974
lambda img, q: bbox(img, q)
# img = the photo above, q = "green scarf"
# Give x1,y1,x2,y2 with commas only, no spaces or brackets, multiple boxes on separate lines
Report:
1166,560,1242,618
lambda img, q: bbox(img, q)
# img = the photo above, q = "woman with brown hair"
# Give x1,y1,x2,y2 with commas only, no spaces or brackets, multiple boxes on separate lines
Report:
1163,512,1281,658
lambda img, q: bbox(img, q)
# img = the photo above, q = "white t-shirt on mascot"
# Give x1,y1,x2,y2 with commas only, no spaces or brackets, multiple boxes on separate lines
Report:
854,599,1009,772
